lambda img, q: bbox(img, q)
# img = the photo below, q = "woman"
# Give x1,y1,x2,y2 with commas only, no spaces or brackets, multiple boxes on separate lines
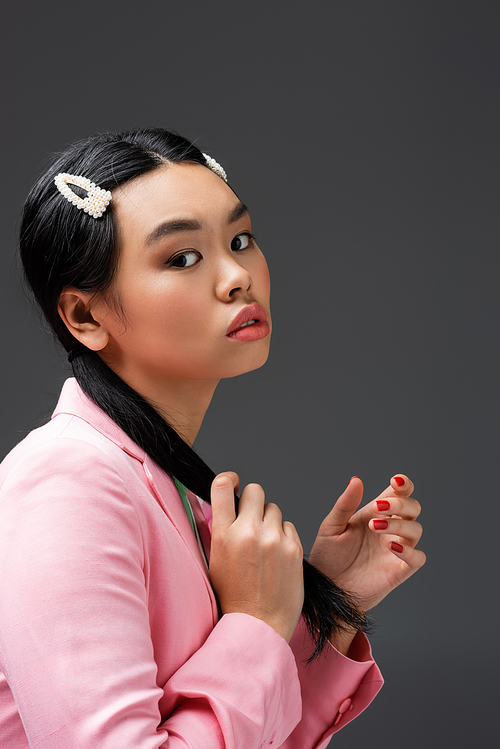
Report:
0,128,425,748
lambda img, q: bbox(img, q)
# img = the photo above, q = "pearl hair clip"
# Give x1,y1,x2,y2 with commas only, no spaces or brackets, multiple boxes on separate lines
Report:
54,173,112,218
203,153,228,182
55,154,226,219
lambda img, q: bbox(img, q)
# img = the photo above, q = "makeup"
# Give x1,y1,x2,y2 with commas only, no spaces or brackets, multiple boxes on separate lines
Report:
226,303,269,342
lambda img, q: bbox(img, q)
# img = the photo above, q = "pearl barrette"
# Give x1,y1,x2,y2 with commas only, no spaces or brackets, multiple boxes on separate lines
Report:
54,173,112,218
203,153,228,182
55,154,226,219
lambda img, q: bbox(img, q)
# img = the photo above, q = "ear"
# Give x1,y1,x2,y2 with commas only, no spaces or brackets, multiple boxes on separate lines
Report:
58,288,110,351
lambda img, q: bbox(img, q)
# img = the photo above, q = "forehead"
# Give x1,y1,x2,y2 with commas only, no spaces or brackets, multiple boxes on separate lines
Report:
111,162,237,238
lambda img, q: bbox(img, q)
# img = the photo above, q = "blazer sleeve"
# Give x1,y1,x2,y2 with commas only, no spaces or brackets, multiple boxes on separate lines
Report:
195,498,384,749
281,620,384,748
0,438,302,749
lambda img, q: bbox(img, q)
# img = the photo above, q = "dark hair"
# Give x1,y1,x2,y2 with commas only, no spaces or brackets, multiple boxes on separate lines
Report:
20,127,368,658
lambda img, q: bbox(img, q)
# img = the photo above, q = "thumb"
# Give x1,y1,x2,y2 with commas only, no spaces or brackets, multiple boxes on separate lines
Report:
210,472,239,531
318,476,364,536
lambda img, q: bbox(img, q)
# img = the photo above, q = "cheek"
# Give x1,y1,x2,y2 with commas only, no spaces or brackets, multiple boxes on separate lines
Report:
121,279,209,342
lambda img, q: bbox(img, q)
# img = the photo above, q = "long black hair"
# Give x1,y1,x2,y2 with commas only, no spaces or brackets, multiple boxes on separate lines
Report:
20,127,368,658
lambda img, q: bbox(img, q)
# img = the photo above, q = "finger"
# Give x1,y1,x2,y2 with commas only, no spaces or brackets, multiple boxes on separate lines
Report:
237,482,266,521
211,472,240,529
390,474,414,496
263,501,283,526
317,476,364,536
372,495,422,520
370,517,423,546
389,542,427,572
376,474,415,500
282,519,302,545
282,520,304,559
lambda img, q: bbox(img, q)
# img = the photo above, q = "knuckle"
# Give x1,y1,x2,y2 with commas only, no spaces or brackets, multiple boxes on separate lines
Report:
284,531,303,555
412,499,422,517
246,482,264,492
243,483,265,501
212,471,236,489
289,540,303,561
283,522,302,546
265,502,282,518
237,523,259,546
262,528,282,550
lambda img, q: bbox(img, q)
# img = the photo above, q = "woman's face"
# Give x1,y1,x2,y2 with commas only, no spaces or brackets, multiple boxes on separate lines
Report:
96,162,271,390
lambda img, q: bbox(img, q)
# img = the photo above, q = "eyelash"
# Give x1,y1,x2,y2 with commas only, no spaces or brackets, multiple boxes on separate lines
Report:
231,232,256,251
167,250,201,269
166,232,256,268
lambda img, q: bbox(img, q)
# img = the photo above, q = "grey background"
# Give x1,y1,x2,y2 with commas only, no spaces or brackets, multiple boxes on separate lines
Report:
1,1,499,746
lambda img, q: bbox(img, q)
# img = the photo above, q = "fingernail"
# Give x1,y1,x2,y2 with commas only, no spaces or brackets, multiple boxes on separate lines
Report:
373,519,389,530
393,476,405,487
376,500,391,511
391,542,404,553
348,476,361,485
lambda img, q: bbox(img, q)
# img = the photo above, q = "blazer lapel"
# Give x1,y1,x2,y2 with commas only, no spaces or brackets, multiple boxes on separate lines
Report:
187,490,212,564
53,378,217,621
143,458,217,618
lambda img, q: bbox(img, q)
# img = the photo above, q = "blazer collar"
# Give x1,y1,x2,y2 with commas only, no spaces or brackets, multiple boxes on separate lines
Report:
52,378,147,461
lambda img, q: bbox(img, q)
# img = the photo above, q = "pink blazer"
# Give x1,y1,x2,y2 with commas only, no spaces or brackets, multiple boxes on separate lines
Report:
0,379,383,748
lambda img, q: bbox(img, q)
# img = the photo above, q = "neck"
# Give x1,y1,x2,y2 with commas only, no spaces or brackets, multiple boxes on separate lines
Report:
145,379,219,446
99,353,218,445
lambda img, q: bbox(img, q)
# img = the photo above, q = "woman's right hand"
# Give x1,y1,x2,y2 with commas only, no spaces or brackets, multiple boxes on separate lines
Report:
209,472,304,643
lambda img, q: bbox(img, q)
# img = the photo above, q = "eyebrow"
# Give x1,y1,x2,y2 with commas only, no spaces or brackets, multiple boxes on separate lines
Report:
145,201,250,246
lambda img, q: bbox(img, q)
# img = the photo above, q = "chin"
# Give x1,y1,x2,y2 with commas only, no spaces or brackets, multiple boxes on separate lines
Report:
224,348,271,379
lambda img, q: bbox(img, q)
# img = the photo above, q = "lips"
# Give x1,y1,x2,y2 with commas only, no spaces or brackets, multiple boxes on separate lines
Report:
226,303,270,340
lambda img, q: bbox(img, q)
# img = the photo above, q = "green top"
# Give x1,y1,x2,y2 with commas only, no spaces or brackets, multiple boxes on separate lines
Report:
173,477,197,538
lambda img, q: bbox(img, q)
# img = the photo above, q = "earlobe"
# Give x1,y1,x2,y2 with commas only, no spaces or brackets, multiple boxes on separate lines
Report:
58,289,110,351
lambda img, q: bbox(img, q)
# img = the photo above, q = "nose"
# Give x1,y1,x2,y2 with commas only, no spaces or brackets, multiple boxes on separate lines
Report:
215,252,253,301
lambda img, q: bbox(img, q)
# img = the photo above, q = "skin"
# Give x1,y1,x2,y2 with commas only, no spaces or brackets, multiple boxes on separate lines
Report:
59,163,272,444
309,476,425,612
58,162,426,653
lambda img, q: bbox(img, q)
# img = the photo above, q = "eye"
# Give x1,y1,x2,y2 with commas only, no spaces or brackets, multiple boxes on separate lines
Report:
168,250,200,268
231,232,255,251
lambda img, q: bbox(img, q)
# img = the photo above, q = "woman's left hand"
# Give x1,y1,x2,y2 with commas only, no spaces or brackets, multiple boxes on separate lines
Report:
308,475,426,612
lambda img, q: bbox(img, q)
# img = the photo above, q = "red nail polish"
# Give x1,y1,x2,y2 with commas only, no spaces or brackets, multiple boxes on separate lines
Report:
394,476,405,487
376,500,390,511
373,519,388,530
391,542,404,553
348,476,361,485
